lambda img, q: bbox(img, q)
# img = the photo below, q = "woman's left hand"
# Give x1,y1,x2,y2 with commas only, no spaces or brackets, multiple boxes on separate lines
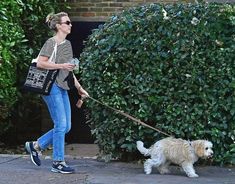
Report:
78,87,89,99
76,87,89,108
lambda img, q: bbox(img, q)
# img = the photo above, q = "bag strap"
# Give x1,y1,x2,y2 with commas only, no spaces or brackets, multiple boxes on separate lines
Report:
48,42,57,63
32,41,57,63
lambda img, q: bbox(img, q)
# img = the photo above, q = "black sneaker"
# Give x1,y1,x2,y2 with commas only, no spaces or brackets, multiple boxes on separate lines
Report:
25,141,41,166
51,161,75,174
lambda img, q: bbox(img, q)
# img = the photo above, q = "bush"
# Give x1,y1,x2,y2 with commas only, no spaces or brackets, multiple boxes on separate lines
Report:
0,0,25,134
80,3,235,165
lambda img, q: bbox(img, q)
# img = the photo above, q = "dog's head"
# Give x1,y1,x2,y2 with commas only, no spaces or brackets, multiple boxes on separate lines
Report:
192,140,213,159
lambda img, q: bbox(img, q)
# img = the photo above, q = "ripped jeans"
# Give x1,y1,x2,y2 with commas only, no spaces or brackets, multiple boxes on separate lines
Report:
38,83,71,161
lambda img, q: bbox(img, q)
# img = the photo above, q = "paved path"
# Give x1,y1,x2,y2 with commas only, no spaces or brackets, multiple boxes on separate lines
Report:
0,154,234,184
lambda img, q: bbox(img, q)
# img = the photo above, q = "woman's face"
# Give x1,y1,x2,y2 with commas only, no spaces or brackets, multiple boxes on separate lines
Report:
57,16,72,35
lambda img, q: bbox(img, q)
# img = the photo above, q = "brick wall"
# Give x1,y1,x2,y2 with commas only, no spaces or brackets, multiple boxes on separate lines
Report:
68,0,194,22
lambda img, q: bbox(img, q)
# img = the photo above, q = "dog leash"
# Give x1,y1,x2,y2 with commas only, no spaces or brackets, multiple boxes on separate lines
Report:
87,96,172,137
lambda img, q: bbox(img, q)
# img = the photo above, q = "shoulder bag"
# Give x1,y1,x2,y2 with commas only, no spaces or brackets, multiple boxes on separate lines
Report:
23,43,58,95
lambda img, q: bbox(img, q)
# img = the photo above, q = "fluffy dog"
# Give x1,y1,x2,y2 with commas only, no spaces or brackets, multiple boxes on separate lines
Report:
136,137,213,177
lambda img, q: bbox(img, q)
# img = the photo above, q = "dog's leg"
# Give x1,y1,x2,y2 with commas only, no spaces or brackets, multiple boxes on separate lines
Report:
158,161,171,175
144,158,161,174
181,162,199,178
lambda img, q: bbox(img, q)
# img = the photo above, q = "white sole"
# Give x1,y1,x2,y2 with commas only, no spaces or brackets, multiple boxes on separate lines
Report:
51,168,73,174
25,142,31,153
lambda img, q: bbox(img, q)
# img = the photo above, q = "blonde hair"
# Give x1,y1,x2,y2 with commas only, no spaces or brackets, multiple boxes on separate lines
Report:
46,12,68,31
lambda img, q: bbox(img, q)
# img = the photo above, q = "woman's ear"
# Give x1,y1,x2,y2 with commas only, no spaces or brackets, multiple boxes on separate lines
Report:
55,23,60,31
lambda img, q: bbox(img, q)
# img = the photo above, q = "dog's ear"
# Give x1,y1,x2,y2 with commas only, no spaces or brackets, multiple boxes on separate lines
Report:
193,141,205,157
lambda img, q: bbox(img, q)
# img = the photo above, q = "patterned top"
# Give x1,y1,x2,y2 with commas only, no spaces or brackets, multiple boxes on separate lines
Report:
40,37,73,90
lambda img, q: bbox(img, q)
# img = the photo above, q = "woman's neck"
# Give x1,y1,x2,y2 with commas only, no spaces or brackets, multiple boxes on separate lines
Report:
54,32,66,44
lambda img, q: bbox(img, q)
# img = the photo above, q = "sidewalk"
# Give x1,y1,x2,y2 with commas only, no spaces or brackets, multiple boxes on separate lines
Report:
0,144,234,184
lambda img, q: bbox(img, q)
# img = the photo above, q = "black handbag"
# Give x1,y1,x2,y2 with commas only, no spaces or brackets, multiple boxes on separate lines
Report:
23,43,58,95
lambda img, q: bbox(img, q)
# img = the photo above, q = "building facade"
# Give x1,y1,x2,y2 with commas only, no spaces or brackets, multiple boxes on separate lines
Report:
67,0,194,21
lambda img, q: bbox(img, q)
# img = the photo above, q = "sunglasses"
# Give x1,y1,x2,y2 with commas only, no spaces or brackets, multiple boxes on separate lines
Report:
60,21,72,25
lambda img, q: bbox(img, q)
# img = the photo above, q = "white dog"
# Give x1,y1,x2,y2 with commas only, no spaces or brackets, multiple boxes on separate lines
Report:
136,137,213,177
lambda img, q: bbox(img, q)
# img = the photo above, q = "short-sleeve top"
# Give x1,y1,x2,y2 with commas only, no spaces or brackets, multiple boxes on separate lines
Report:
39,37,73,90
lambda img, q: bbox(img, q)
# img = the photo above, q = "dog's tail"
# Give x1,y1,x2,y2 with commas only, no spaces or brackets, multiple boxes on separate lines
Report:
136,141,150,156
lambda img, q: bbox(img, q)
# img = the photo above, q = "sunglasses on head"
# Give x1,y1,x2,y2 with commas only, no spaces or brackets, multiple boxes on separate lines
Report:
60,21,72,25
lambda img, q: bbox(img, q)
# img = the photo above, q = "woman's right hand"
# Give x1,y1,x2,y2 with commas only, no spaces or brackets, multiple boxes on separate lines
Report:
60,63,75,71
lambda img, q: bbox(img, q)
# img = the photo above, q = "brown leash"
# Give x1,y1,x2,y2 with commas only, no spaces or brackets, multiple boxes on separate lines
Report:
88,96,172,137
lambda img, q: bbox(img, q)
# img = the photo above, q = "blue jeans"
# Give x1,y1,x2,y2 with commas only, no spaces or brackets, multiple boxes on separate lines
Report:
38,83,71,161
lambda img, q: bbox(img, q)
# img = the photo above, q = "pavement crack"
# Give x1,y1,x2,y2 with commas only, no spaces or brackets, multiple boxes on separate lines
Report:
0,156,23,165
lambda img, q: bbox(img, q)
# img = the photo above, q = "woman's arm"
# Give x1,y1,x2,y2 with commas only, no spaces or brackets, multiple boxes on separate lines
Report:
73,74,89,108
37,56,75,71
73,73,89,98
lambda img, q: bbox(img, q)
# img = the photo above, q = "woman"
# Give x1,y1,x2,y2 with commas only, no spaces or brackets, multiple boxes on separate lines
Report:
25,12,89,174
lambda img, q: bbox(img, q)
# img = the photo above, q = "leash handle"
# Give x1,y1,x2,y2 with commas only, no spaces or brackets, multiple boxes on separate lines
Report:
88,96,171,137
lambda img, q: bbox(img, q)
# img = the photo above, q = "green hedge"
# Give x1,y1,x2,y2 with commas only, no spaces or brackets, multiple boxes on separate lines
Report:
80,3,235,165
0,0,68,137
0,0,25,133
